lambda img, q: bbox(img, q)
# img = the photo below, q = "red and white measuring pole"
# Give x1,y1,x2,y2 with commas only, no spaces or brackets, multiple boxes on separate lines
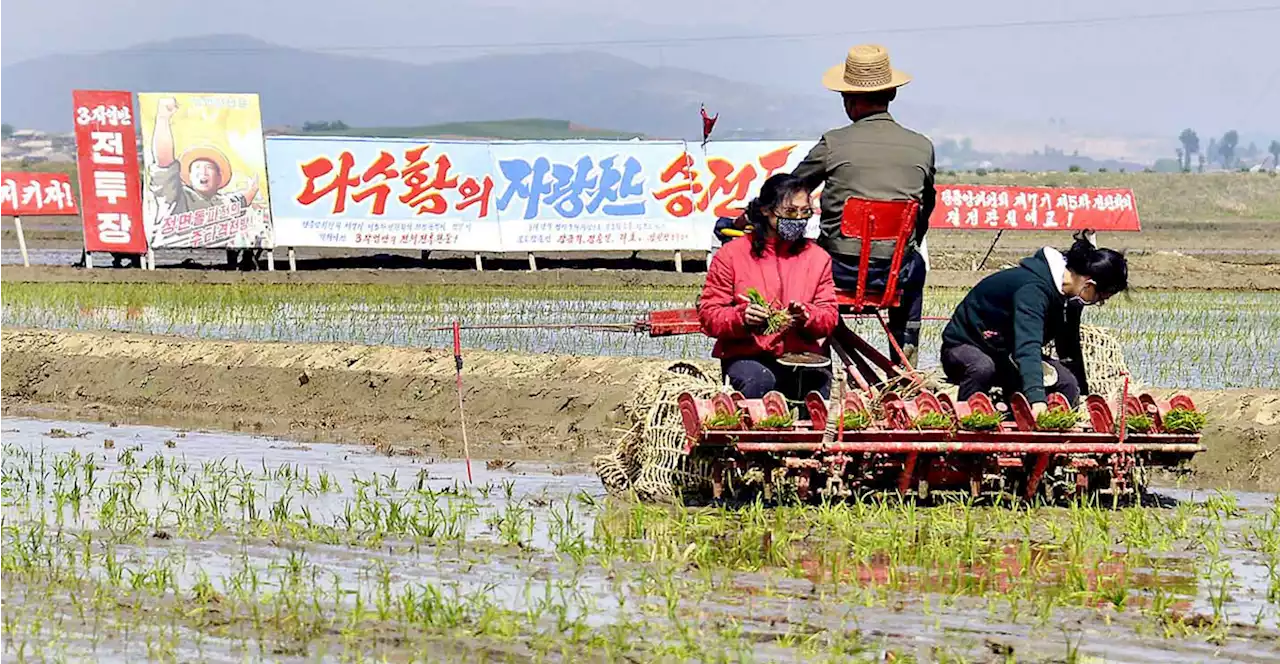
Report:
452,321,473,483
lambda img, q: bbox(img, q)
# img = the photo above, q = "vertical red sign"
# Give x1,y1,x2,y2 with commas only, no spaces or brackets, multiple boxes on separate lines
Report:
72,90,148,253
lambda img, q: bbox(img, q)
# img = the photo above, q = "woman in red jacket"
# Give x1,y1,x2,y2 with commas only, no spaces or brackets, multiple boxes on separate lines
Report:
698,174,840,400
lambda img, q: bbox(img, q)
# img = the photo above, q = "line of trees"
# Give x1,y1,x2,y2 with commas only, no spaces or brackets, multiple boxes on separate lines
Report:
1178,129,1280,171
301,120,350,132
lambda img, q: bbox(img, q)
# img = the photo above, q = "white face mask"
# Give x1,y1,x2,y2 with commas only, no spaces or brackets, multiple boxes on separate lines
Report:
1072,280,1104,306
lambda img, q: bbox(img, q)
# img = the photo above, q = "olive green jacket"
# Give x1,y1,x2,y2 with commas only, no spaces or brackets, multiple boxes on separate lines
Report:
791,112,936,261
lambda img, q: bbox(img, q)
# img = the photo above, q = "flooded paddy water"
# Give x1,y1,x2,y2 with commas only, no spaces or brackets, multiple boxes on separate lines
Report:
4,417,1280,662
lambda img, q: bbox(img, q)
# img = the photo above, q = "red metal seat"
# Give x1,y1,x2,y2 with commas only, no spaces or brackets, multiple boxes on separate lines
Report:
833,196,920,312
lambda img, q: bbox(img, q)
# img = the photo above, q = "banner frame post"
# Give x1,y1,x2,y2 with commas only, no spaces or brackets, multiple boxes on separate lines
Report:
474,253,483,272
13,215,29,267
527,252,537,271
85,251,94,269
674,250,683,273
266,249,275,271
287,247,297,271
146,249,155,271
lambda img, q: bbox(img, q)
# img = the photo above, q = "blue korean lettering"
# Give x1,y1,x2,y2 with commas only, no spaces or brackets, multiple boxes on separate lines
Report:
588,155,646,217
546,156,598,218
497,157,554,220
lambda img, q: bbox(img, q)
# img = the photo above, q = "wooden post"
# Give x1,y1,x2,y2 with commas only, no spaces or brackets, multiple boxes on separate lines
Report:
287,247,297,272
266,249,275,272
474,253,483,271
674,250,683,273
13,216,29,267
527,252,537,271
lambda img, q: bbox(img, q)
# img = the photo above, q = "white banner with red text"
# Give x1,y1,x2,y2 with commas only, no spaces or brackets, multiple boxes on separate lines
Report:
265,137,1141,253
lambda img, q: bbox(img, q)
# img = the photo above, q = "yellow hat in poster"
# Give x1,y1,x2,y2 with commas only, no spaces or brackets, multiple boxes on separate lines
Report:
178,146,233,189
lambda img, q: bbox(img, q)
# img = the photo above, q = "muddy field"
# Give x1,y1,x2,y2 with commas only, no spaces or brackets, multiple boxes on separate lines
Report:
3,328,1278,494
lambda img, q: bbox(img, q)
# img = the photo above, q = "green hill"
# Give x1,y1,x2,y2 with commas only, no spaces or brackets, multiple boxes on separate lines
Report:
294,118,644,140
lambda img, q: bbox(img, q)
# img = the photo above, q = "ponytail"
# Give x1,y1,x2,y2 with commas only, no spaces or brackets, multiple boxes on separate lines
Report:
1064,228,1128,295
746,199,770,257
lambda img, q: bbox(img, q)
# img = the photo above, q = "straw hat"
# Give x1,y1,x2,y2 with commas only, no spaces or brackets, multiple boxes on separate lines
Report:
178,146,233,189
822,44,911,93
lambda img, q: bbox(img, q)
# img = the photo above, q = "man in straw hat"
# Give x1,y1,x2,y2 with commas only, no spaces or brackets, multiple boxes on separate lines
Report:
149,96,261,267
792,44,936,366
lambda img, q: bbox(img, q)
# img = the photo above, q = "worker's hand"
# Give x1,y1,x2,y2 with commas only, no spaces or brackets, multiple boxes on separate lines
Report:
1031,401,1048,418
155,97,178,119
787,301,809,324
743,303,770,329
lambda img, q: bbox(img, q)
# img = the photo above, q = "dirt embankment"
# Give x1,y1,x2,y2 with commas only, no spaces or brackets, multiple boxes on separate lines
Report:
0,328,664,464
3,328,1278,491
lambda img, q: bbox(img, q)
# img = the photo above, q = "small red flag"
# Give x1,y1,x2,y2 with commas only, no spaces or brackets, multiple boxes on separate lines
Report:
701,104,719,147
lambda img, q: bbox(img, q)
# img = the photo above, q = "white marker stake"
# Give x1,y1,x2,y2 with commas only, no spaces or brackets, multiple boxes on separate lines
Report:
13,216,29,267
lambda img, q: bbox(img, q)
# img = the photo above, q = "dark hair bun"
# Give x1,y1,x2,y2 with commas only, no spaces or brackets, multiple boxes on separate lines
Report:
1064,228,1128,295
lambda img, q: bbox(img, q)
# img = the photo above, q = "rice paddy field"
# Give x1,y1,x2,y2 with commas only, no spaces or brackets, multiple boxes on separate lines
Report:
4,277,1280,662
4,417,1280,662
3,282,1278,390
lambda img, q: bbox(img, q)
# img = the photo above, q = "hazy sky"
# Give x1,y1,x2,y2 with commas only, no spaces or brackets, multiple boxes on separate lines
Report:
3,0,1277,137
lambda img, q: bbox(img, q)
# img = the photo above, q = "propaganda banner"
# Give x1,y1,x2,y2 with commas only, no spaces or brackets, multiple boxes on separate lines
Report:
267,137,501,251
264,137,1142,252
71,90,148,253
1,171,79,217
138,93,273,249
933,184,1141,232
266,138,813,251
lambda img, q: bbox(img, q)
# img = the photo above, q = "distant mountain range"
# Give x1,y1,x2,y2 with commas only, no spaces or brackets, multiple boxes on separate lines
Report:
0,34,862,139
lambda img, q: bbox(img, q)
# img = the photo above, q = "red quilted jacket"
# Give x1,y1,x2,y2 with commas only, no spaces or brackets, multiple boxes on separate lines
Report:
698,236,839,360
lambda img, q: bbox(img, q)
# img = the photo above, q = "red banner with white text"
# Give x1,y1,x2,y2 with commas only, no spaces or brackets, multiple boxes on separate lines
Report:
932,185,1140,231
72,90,149,253
1,172,79,216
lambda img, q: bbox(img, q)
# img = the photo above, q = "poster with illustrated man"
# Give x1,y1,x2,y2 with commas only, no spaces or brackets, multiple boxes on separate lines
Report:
139,92,273,249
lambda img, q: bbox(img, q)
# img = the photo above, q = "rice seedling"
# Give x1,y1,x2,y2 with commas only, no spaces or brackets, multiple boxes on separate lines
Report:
753,410,797,430
1036,407,1082,431
841,410,873,431
5,283,1278,390
743,287,791,335
704,411,743,430
1125,413,1155,433
1163,408,1207,434
958,411,1003,431
912,411,955,431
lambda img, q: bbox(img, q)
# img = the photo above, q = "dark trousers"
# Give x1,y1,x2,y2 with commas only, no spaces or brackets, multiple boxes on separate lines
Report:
940,343,1081,406
722,356,832,403
831,251,926,352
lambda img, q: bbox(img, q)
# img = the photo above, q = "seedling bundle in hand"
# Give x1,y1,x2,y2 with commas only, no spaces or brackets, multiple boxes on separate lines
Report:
744,287,792,335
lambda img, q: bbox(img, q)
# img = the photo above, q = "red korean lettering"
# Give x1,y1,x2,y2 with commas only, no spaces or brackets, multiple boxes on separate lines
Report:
698,158,757,218
399,147,458,215
756,145,795,177
456,175,494,217
652,153,699,217
350,151,399,215
297,152,360,214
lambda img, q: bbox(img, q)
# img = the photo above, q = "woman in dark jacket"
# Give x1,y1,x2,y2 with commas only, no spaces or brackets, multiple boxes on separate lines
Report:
940,230,1127,416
